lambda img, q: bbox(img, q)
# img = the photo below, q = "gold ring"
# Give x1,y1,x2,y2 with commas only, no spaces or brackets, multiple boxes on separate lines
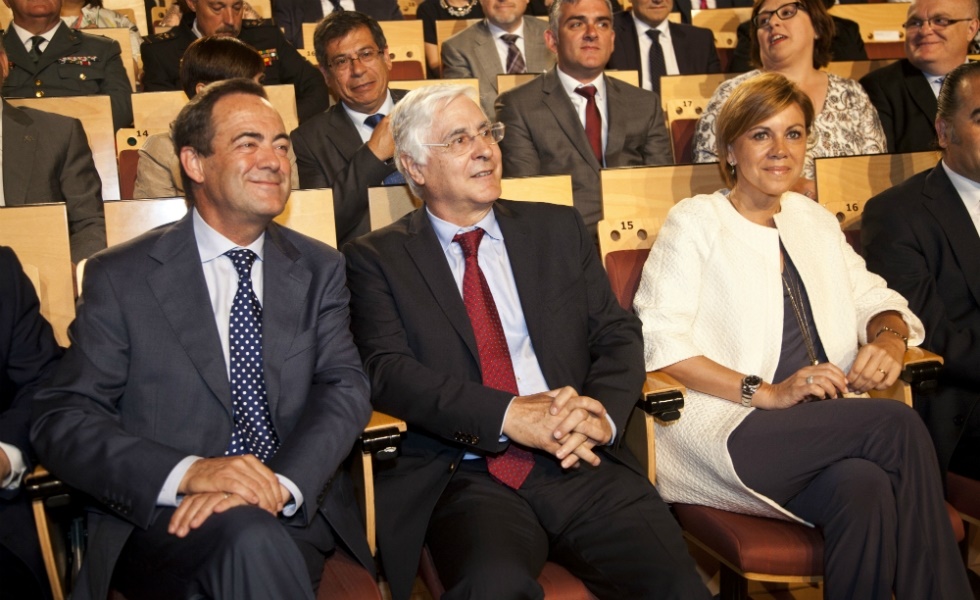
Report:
806,376,814,384
223,493,231,499
878,369,887,375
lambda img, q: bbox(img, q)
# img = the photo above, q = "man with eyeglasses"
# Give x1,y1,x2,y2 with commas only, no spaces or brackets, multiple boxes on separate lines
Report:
344,84,709,600
860,0,979,153
291,11,407,246
496,0,672,234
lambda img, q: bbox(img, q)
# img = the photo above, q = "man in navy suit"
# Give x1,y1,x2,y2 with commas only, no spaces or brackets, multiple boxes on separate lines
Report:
31,79,373,600
0,246,62,600
274,0,403,49
606,0,720,92
863,62,980,482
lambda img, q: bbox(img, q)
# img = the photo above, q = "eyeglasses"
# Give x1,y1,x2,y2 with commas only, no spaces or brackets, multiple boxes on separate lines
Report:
902,16,976,32
753,2,806,29
421,122,506,156
327,47,382,72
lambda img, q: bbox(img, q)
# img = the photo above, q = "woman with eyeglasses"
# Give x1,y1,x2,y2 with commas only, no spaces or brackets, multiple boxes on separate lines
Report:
693,0,885,200
636,73,970,599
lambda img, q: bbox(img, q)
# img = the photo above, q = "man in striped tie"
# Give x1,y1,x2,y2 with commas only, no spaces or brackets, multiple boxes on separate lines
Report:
345,83,709,600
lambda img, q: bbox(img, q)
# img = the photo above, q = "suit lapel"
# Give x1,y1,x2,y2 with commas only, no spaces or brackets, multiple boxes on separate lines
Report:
36,24,79,73
541,69,602,169
1,102,37,205
259,224,310,411
473,22,503,95
523,17,553,73
146,215,233,415
669,22,693,74
403,209,481,362
324,104,364,162
604,76,627,164
922,165,980,307
3,30,34,75
902,59,938,126
615,13,643,74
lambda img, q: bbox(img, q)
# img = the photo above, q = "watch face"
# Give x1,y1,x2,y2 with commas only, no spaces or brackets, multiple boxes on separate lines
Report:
744,375,762,388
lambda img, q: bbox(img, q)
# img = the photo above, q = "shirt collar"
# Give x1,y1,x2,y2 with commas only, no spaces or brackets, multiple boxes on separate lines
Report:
192,208,266,263
341,89,396,123
12,21,61,47
426,206,503,253
487,18,525,40
556,66,606,99
633,14,671,40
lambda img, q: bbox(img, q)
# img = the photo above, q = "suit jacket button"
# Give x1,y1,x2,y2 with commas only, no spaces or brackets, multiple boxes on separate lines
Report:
34,79,42,86
79,73,87,80
35,91,44,97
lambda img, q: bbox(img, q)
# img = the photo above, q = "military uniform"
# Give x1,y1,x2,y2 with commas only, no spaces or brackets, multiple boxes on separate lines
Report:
2,23,133,131
140,19,329,123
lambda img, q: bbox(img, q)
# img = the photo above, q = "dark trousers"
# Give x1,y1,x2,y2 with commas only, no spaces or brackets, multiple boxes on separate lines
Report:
112,504,335,600
728,398,970,600
425,454,711,600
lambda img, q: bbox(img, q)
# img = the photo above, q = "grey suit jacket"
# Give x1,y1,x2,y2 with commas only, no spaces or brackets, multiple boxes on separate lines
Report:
291,88,408,245
1,100,105,262
31,214,373,600
441,17,554,118
495,68,672,229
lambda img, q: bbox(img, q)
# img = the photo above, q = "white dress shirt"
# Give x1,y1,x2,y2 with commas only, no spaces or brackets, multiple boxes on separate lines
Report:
321,0,356,15
11,22,59,54
556,67,609,162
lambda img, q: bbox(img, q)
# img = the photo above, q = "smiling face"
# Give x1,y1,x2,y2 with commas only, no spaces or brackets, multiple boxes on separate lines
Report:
321,25,392,114
905,0,979,76
755,0,815,70
480,0,530,32
728,103,807,205
546,0,615,83
631,0,673,28
182,93,291,245
404,95,502,226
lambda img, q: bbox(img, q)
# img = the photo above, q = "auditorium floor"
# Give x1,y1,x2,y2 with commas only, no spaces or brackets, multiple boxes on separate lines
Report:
395,527,980,600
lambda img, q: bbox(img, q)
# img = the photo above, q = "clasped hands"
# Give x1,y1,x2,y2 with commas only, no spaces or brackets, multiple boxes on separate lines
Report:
502,386,612,470
169,455,290,538
754,335,905,410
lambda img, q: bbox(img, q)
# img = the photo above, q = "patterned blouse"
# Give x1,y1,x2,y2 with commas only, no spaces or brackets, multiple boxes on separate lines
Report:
61,5,142,61
693,70,886,179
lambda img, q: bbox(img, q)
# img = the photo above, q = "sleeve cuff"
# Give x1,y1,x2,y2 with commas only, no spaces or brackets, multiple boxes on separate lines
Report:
157,455,202,506
0,441,27,490
276,474,303,517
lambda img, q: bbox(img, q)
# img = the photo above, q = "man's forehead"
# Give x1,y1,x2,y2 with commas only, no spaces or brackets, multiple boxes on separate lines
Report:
213,94,284,129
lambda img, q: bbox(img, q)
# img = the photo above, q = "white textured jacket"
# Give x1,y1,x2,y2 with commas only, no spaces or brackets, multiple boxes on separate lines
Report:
634,191,924,522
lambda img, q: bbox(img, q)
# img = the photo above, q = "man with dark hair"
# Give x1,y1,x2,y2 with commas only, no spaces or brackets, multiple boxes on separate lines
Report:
31,78,374,600
345,83,709,600
140,0,329,122
606,0,720,92
0,246,62,600
291,11,406,245
1,0,133,130
863,61,980,483
496,0,672,233
860,0,979,153
273,0,403,50
441,0,555,118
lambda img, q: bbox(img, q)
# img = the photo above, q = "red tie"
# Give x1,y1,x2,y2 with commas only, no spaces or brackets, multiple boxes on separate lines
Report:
574,85,603,165
454,228,535,489
699,0,708,9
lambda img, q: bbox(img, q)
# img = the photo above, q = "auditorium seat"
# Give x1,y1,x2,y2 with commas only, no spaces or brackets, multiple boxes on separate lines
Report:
690,7,752,72
664,98,706,164
600,162,723,225
659,72,735,113
131,84,299,134
390,77,480,94
827,3,908,60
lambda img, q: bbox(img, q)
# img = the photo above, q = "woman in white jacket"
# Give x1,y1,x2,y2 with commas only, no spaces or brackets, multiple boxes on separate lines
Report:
634,73,969,600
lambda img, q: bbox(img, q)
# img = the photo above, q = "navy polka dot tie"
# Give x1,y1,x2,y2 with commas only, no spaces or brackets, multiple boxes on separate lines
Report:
224,249,280,462
454,229,534,489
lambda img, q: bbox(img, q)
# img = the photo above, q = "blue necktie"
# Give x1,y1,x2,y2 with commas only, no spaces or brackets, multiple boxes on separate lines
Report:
224,249,280,462
364,113,406,185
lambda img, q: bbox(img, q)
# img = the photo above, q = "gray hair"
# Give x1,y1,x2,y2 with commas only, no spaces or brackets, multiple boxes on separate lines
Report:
389,84,484,198
549,0,614,37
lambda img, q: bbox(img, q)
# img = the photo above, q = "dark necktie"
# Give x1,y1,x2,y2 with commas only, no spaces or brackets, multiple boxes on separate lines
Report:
327,0,344,13
28,36,45,63
364,114,406,186
500,34,526,75
646,29,667,95
454,229,534,489
224,249,280,463
574,85,603,165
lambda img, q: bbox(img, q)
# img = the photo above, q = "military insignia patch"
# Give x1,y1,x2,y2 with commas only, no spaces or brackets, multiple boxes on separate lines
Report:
258,49,278,66
58,56,99,66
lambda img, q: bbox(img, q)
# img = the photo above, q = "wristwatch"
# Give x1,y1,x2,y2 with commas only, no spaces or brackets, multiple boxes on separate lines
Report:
740,375,762,407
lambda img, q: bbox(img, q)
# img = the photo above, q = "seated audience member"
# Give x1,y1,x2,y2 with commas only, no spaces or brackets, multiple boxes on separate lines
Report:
671,0,751,24
141,0,329,122
1,0,133,130
635,73,969,600
60,0,142,62
694,0,884,198
860,0,978,153
528,0,623,15
155,0,262,28
31,79,374,600
344,83,710,600
416,0,485,75
0,247,62,600
273,0,402,50
291,12,405,246
496,0,671,232
441,0,555,118
133,36,299,199
607,0,721,94
0,46,106,263
863,62,980,482
730,0,867,73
